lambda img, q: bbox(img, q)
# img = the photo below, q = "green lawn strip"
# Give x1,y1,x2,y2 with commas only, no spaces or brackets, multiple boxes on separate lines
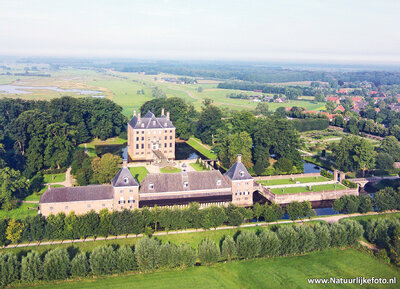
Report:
160,166,181,173
258,176,329,186
0,203,38,219
22,248,400,289
270,184,347,195
90,137,127,146
186,138,217,159
43,173,66,183
128,167,149,183
189,163,208,171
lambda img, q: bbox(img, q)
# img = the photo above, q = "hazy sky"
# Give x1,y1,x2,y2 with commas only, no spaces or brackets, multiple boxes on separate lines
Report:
1,0,399,63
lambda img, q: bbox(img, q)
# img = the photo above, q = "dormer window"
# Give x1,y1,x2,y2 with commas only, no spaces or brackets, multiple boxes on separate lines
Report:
183,181,189,188
164,123,167,127
152,120,156,125
141,123,144,128
216,179,221,186
239,171,245,177
124,177,129,183
149,183,154,190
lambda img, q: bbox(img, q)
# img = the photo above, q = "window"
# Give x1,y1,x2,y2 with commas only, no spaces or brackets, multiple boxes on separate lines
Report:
141,123,144,128
141,144,144,149
119,197,125,204
183,181,189,188
216,179,221,186
149,183,154,190
141,137,144,141
164,123,167,127
170,136,172,140
120,190,123,193
124,177,129,184
170,130,172,133
152,121,156,125
165,130,167,133
170,143,172,147
50,206,53,210
136,131,139,134
239,171,245,177
148,144,150,148
164,143,167,148
165,136,167,140
129,189,133,193
65,206,69,210
142,130,144,134
87,204,91,208
136,137,139,141
136,144,139,149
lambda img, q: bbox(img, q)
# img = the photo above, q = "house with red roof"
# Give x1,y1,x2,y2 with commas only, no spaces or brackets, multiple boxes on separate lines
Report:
334,105,345,113
337,89,348,94
326,96,340,104
351,96,363,103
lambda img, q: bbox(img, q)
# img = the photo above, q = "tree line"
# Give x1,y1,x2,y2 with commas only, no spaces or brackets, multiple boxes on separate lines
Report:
0,201,319,246
0,220,363,287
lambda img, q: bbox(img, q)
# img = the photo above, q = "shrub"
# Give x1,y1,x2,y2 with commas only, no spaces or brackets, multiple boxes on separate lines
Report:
374,187,400,212
21,251,42,282
70,252,90,277
0,252,20,287
321,169,334,179
276,226,299,255
329,223,348,247
236,231,261,259
295,225,315,253
375,249,390,263
42,248,70,281
116,245,136,272
177,243,196,268
286,201,315,220
358,195,373,213
198,238,220,265
340,219,363,245
342,179,357,189
221,235,237,261
226,209,243,226
259,230,280,257
159,242,179,268
89,245,117,275
314,223,331,250
263,203,284,222
135,236,161,271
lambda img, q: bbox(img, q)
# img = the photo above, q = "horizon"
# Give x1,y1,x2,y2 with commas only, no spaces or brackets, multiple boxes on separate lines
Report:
1,0,400,65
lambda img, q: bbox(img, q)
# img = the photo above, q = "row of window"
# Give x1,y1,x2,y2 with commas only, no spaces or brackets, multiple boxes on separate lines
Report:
134,150,173,155
49,203,107,211
235,191,250,196
136,136,173,141
136,129,174,134
135,143,173,149
120,189,134,193
148,179,222,190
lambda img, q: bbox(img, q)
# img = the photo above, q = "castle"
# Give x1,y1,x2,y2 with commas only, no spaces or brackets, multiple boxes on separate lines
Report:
39,110,254,217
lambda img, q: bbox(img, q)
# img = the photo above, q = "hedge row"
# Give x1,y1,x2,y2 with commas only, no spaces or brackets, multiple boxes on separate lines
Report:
320,169,334,180
0,220,363,287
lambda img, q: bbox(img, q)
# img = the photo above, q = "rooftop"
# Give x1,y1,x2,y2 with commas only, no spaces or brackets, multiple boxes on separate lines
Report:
128,111,174,130
112,167,139,187
40,185,113,203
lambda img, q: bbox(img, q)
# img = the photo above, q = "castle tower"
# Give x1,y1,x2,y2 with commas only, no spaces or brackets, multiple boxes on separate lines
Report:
112,167,140,210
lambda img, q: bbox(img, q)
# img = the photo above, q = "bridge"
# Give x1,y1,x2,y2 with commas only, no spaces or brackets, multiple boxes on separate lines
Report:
348,176,400,188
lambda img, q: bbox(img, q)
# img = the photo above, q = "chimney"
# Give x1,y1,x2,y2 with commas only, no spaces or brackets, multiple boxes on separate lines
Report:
166,111,170,120
161,108,165,116
133,110,137,117
138,112,141,121
237,154,242,163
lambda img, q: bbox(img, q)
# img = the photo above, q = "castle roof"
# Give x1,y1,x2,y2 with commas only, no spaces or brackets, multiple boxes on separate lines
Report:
112,167,139,187
128,111,174,130
40,185,113,204
224,160,253,181
140,170,230,194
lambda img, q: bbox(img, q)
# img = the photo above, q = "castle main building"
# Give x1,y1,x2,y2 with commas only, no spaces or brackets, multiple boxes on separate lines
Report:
127,109,175,162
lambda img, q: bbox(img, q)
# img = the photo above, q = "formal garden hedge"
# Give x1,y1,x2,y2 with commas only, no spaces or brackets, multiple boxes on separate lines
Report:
0,220,363,288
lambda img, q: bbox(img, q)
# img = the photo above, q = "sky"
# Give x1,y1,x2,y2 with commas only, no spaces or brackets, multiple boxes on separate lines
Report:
0,0,399,64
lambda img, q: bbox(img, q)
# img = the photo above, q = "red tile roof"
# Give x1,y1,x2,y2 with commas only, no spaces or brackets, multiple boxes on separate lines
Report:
334,105,345,112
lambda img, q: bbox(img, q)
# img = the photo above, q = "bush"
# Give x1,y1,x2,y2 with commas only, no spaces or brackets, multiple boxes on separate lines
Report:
286,201,315,220
374,187,400,212
358,195,373,213
276,226,299,255
177,243,196,268
375,249,390,263
21,251,42,282
314,223,331,250
340,220,363,245
295,225,315,253
259,230,280,257
70,252,90,277
236,231,261,259
0,252,20,287
226,209,243,226
198,238,220,265
321,169,334,179
263,203,284,222
135,236,161,271
90,246,117,275
342,179,357,189
42,248,70,281
116,245,136,272
159,242,179,268
329,223,348,247
221,235,237,261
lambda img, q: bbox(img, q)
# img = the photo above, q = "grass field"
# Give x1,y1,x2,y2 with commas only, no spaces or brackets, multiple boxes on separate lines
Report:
128,166,149,183
43,173,66,183
189,163,208,171
24,185,65,202
186,138,217,159
0,203,38,219
160,166,181,173
258,176,329,186
270,183,347,195
22,249,400,289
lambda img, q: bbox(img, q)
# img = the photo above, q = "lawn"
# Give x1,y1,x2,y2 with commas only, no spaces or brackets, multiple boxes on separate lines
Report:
160,166,181,173
270,183,347,195
189,163,208,171
128,166,149,183
258,176,329,186
43,173,66,183
186,138,217,159
22,249,400,289
0,203,38,219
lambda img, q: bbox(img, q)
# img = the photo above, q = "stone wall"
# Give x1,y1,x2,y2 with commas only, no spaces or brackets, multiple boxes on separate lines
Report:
254,173,321,181
40,199,114,217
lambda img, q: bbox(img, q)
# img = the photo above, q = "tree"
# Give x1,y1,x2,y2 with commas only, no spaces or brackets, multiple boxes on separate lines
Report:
353,138,375,176
375,153,394,171
263,203,284,222
329,223,347,247
359,195,373,213
314,223,331,250
259,230,280,257
221,235,237,261
42,248,70,281
326,101,337,113
379,136,400,162
236,231,261,259
341,219,363,245
253,203,263,222
197,86,203,93
286,201,315,220
91,153,121,184
21,251,42,282
196,99,224,145
71,252,90,277
374,187,400,212
0,167,29,210
116,245,136,272
276,225,299,255
216,131,254,169
177,243,196,268
135,236,161,271
295,225,315,253
90,245,117,275
201,206,226,229
159,243,179,268
0,218,8,246
198,238,220,265
255,102,269,116
6,219,24,244
0,252,19,287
